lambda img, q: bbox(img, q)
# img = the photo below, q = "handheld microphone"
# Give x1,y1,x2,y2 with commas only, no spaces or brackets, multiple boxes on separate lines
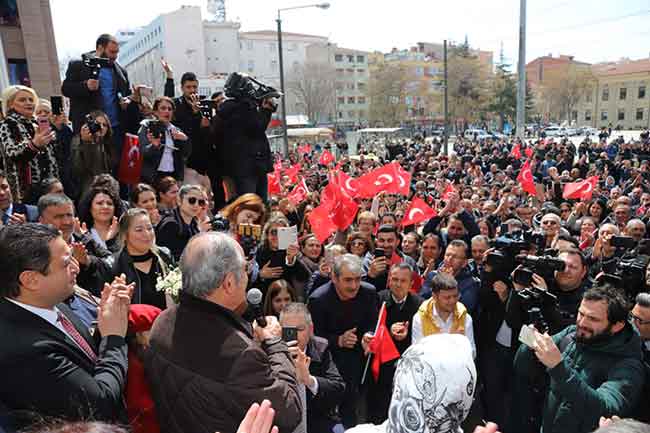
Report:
246,288,267,327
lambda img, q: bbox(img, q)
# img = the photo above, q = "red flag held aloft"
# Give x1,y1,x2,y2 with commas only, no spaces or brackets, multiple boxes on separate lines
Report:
267,173,281,196
511,143,522,159
118,134,142,185
298,143,312,154
286,164,301,183
524,146,534,158
369,302,401,381
401,197,437,227
517,159,537,196
332,170,360,198
563,176,599,201
319,149,335,166
307,204,337,243
356,163,404,198
287,178,309,205
326,177,358,231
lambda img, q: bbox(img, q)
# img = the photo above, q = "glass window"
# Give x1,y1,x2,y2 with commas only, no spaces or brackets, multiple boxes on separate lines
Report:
359,110,366,118
337,97,345,104
618,109,625,121
247,41,253,50
335,54,343,62
620,88,627,100
357,82,366,90
586,92,592,103
357,69,365,74
357,55,365,63
601,111,608,121
585,110,592,121
639,86,646,99
347,97,355,104
7,59,29,86
602,88,609,101
637,108,644,121
358,96,366,104
347,55,354,62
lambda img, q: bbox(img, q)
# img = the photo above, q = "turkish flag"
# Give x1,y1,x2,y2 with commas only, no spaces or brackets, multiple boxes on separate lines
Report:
308,204,337,243
392,162,412,196
401,197,437,226
298,143,312,154
517,159,537,196
325,178,358,230
118,134,142,185
331,170,360,198
369,302,401,381
525,146,534,158
319,149,335,166
357,163,406,198
441,182,456,200
287,178,309,205
267,173,281,196
286,164,301,183
563,176,599,201
273,160,283,174
511,143,522,159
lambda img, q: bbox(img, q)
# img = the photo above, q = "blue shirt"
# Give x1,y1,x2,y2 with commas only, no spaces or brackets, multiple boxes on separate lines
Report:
420,267,480,315
98,66,119,127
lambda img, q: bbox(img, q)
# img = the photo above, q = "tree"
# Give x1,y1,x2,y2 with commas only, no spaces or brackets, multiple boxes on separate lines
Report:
447,43,490,129
286,61,336,124
487,61,517,131
368,62,408,126
535,65,595,123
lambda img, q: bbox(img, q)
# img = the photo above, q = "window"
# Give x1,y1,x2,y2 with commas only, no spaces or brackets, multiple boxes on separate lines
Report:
199,87,211,96
602,88,609,101
338,111,343,119
601,111,608,121
357,82,366,91
7,59,29,86
348,110,356,118
337,97,345,104
347,97,355,104
346,83,355,90
586,92,592,103
620,87,627,100
335,82,344,90
239,41,243,50
585,110,592,121
358,96,366,104
270,60,278,71
213,38,217,43
637,108,645,121
336,68,344,75
357,55,365,63
347,55,354,62
346,68,354,74
639,86,646,99
247,60,254,72
571,111,578,121
359,110,366,118
335,54,343,62
357,69,365,74
247,41,253,50
618,109,625,121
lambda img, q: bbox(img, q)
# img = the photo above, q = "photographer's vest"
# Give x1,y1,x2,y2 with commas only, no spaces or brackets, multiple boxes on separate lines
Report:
417,298,467,337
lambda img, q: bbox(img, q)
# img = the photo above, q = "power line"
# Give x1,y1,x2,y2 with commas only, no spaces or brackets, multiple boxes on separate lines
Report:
529,9,650,35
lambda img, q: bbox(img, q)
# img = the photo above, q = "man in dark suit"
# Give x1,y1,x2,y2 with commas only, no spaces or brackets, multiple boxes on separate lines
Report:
0,223,131,428
280,302,346,433
0,173,38,224
362,262,423,424
308,254,379,428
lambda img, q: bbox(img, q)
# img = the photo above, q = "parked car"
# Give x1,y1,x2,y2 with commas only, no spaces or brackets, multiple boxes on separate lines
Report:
463,129,491,140
544,126,563,137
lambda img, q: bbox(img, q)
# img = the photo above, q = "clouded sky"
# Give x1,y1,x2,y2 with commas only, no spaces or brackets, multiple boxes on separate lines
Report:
51,0,650,67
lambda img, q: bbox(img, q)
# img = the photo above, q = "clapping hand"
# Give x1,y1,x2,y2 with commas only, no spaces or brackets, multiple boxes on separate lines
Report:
231,400,278,433
73,217,88,235
97,274,134,338
107,216,119,240
338,327,358,349
71,242,89,266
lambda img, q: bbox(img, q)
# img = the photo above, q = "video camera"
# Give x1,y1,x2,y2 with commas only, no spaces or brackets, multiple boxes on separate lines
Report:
84,114,102,135
597,254,649,301
513,254,566,287
197,96,216,120
224,72,282,109
82,54,111,79
485,229,546,281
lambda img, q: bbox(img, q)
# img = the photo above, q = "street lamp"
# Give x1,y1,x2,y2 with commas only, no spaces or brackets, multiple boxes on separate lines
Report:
277,2,330,157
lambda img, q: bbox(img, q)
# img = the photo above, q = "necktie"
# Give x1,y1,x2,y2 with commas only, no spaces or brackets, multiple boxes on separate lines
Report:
57,311,98,363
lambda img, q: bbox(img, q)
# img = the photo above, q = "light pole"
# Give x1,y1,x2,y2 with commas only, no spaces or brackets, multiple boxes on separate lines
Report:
277,2,330,157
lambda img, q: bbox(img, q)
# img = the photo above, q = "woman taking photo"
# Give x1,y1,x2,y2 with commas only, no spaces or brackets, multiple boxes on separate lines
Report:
78,186,123,253
220,193,266,230
138,97,189,186
72,110,114,200
103,208,174,309
156,184,202,261
130,183,161,226
0,85,58,203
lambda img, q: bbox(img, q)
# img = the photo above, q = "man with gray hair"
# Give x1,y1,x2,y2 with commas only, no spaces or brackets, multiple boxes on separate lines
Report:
279,303,346,433
145,231,302,433
624,219,646,243
308,254,379,428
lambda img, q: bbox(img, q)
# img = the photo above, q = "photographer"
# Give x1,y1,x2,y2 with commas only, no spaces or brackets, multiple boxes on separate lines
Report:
138,97,189,186
72,111,114,200
586,223,624,279
506,249,591,337
62,34,130,162
218,73,279,202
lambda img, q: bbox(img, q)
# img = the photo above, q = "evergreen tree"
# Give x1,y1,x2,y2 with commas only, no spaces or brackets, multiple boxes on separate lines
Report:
487,52,517,131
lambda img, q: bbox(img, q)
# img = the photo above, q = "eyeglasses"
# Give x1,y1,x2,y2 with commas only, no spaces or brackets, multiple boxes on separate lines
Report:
351,240,366,247
187,197,207,207
629,312,650,325
541,220,559,226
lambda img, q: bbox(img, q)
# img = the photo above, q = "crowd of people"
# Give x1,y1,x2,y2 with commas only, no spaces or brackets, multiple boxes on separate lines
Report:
1,32,650,433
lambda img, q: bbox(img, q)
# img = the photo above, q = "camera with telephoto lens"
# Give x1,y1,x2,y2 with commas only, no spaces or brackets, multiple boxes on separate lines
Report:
82,54,111,79
198,97,216,120
224,72,282,111
513,254,566,287
85,114,102,134
596,254,650,301
609,235,637,249
486,229,547,282
148,120,166,140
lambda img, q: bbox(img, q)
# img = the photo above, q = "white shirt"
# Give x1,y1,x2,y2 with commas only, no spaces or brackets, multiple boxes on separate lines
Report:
5,298,88,353
157,127,175,173
411,303,476,358
495,320,513,348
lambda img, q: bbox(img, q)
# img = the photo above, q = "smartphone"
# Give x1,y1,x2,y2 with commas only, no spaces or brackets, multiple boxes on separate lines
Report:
374,248,385,258
37,116,51,134
282,326,298,343
518,324,537,349
50,96,63,115
269,250,285,268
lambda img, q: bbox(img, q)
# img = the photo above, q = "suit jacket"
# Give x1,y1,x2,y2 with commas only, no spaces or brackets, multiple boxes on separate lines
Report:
306,336,346,433
61,55,131,132
0,298,128,427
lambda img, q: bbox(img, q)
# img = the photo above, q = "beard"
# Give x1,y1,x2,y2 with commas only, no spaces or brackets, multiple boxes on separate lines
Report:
576,323,614,345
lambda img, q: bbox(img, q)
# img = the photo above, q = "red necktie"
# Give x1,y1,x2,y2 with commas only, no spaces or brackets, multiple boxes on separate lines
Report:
57,311,98,363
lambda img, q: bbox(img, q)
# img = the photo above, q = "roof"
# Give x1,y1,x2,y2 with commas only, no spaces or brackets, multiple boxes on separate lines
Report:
240,30,327,40
592,58,650,77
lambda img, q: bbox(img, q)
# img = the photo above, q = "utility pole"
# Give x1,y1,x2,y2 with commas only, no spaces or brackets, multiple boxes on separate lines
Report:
516,0,527,139
276,14,289,156
443,39,449,155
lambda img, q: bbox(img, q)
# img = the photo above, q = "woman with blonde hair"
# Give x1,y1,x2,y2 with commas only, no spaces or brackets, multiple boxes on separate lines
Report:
220,192,266,229
0,85,58,202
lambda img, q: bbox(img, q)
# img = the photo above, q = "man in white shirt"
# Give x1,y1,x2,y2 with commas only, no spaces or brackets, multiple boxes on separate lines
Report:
412,272,476,358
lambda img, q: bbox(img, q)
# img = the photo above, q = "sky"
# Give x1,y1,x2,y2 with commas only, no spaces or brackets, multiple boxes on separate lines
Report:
50,0,650,67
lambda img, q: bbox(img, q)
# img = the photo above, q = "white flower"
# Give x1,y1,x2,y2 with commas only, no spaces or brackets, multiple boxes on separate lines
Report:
156,267,182,302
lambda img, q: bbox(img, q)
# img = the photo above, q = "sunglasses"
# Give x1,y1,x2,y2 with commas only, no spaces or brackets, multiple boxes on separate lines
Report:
187,197,207,207
269,228,279,236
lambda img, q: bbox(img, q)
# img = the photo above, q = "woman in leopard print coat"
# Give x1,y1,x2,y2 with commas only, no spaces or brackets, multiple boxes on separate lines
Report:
0,85,59,203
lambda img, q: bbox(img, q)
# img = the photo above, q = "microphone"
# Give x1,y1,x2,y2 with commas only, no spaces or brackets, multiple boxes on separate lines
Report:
246,288,266,327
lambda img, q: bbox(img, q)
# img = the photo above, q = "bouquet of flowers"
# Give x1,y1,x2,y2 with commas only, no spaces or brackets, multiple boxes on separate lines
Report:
156,267,182,303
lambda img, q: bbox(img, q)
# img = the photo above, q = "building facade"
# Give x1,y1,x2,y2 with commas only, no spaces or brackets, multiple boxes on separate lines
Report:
0,0,60,98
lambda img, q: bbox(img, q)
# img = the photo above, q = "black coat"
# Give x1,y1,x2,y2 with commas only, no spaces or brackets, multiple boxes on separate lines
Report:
137,119,189,184
71,231,113,297
255,247,311,296
144,292,302,433
61,55,131,132
0,299,128,427
306,336,346,433
217,98,274,177
172,96,202,168
155,208,199,262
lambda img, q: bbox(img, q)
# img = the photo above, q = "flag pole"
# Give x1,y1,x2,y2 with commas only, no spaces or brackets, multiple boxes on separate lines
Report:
361,302,386,385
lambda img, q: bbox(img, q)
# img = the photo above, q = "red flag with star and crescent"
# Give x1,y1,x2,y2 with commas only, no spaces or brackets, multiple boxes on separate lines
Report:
285,164,301,183
401,197,437,227
511,143,522,159
307,204,338,243
331,170,360,199
319,149,335,166
563,176,599,201
369,302,401,381
441,182,456,200
356,162,411,198
118,133,142,185
287,178,309,205
517,159,537,196
267,173,281,196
